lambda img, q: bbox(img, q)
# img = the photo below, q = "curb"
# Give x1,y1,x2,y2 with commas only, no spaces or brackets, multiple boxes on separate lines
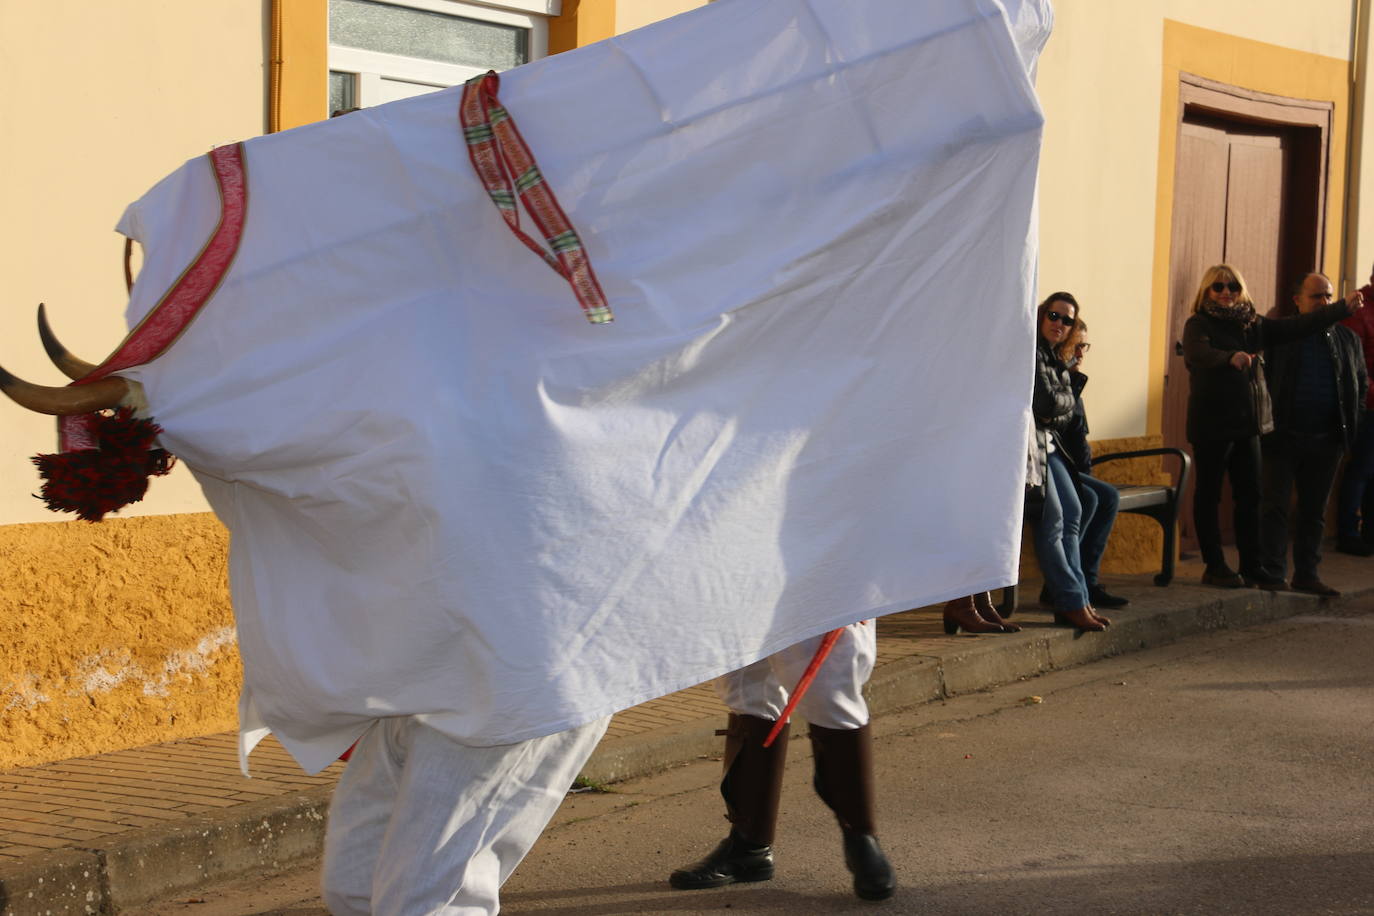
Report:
2,583,1366,914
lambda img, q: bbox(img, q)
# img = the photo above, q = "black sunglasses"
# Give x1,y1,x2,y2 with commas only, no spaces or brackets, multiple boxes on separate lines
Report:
1210,281,1242,293
1046,310,1075,326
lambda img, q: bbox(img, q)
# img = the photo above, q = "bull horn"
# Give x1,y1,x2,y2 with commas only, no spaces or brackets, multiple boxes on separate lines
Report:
37,303,99,380
0,365,134,416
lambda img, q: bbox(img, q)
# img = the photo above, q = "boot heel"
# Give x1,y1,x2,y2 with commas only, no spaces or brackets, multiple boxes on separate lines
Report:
943,618,959,635
735,861,774,883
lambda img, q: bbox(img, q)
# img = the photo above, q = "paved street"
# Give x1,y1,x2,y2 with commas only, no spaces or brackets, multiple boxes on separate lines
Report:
133,599,1374,915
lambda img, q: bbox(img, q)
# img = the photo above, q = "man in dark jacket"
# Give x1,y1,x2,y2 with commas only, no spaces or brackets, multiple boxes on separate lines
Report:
1257,272,1369,595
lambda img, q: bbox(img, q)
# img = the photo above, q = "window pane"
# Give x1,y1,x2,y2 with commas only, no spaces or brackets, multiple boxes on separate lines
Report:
330,0,529,70
329,71,357,115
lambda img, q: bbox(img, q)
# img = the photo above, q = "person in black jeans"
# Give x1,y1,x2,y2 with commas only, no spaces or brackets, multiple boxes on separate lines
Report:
1182,263,1363,588
1255,272,1369,595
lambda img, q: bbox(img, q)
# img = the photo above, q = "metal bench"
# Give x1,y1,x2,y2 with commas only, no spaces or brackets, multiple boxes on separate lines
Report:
1092,446,1192,586
998,445,1192,614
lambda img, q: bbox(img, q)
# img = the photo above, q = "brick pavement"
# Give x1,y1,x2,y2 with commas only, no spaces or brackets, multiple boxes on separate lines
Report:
0,602,953,868
9,551,1374,913
0,733,343,866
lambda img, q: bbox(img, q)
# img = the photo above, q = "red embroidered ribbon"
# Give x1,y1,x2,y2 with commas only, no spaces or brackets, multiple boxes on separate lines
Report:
59,143,248,452
460,71,613,324
34,143,246,521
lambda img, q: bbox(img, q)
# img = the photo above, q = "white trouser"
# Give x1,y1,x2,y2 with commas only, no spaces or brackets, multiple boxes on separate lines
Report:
322,715,610,916
714,621,876,730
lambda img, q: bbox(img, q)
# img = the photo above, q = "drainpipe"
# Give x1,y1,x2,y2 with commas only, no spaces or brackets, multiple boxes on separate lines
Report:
1343,0,1372,292
269,0,284,134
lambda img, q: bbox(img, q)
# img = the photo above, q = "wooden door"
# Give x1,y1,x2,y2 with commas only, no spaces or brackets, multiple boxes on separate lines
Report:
1225,132,1287,310
1160,77,1331,554
1164,119,1289,548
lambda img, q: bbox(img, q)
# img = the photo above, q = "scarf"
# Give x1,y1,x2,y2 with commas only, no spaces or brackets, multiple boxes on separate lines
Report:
1201,299,1257,326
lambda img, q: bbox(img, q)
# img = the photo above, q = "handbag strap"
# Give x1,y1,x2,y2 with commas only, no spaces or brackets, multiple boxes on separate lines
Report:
460,71,613,325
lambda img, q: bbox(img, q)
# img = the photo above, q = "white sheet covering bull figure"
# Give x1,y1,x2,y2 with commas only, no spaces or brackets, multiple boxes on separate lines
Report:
4,0,1052,910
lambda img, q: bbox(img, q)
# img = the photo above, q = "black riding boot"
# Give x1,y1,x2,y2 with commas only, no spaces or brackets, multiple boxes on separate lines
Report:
669,713,789,889
810,723,897,901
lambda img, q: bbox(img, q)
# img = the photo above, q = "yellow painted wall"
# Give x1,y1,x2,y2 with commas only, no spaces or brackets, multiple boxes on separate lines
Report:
0,514,237,769
550,0,618,54
272,0,329,130
1036,1,1363,441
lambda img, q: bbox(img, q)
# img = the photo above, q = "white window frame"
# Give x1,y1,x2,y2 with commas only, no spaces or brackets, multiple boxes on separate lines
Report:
329,0,554,109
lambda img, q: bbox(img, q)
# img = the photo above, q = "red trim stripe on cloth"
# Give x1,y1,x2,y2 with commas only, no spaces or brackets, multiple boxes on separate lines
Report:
460,71,613,325
59,143,248,451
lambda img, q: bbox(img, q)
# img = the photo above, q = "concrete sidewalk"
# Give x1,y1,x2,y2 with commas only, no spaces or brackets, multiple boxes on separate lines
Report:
4,554,1373,916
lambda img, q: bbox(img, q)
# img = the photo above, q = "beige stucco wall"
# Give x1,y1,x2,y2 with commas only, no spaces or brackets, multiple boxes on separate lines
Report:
0,2,267,769
615,0,707,34
1351,1,1374,293
1036,0,1367,441
0,0,267,526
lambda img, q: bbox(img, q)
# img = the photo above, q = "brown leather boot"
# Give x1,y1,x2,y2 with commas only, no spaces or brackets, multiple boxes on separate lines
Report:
810,723,896,901
943,595,1005,634
1054,606,1105,632
669,714,788,889
973,591,1020,632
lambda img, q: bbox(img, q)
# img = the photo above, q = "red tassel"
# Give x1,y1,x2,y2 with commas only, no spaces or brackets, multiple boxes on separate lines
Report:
32,408,176,522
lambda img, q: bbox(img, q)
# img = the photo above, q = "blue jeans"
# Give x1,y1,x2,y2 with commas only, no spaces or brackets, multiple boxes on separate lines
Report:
1077,473,1120,588
1030,452,1089,611
1337,410,1374,540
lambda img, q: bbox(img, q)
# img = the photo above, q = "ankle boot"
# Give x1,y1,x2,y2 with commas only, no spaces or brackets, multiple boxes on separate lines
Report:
943,595,1005,635
1053,606,1105,632
670,714,788,890
809,723,897,901
973,591,1020,632
669,829,773,889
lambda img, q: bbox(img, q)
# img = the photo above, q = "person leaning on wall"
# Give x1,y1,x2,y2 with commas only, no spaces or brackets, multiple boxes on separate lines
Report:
1181,263,1363,589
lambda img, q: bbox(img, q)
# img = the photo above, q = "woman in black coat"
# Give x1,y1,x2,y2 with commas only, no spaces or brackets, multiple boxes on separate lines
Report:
1182,263,1362,587
1027,292,1109,632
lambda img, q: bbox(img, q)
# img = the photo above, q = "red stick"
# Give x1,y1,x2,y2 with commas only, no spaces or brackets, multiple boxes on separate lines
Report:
762,627,845,747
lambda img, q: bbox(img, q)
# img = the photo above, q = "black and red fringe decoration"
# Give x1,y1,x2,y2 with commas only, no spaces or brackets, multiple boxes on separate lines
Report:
32,408,176,522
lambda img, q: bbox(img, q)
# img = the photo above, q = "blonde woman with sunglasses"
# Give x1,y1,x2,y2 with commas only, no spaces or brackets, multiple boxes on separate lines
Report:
1182,263,1363,588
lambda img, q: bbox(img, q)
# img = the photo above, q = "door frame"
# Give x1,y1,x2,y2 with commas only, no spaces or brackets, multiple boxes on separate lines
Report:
1146,20,1353,441
1177,74,1333,266
1160,75,1333,551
